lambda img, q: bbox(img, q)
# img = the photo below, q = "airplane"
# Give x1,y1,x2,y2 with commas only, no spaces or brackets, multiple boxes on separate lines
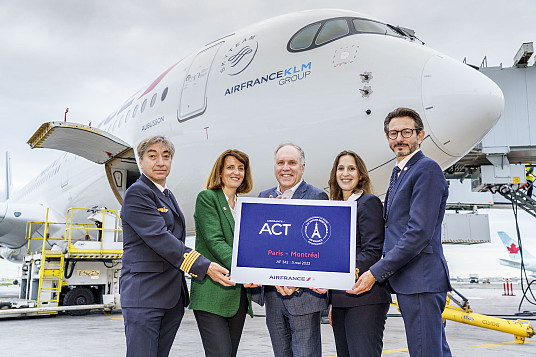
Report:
0,8,503,264
497,231,536,275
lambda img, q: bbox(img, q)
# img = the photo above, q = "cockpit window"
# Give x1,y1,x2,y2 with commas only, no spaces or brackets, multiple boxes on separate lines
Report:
288,17,406,53
316,19,349,45
352,19,401,37
289,23,321,50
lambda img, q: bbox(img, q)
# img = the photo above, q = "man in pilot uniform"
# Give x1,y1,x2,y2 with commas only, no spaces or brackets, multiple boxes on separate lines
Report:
350,108,452,356
120,135,233,357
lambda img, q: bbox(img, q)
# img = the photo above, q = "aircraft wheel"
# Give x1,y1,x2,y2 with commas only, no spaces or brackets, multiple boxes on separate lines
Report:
63,287,94,316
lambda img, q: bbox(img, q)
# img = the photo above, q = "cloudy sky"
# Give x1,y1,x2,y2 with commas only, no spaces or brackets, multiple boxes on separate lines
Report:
1,0,535,277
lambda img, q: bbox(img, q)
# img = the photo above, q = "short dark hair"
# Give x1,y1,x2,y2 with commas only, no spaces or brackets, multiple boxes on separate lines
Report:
328,150,372,200
137,135,175,158
383,107,424,134
206,149,253,194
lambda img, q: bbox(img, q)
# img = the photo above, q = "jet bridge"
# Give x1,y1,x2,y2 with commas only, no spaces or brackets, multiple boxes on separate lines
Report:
444,42,536,244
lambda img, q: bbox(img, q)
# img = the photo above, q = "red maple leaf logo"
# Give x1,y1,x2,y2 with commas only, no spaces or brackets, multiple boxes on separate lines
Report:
507,243,520,254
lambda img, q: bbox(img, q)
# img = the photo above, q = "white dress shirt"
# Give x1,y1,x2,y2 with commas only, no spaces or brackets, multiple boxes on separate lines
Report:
276,179,304,199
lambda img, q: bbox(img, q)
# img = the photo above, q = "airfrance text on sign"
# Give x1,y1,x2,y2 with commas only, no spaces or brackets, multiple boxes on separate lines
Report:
231,197,356,290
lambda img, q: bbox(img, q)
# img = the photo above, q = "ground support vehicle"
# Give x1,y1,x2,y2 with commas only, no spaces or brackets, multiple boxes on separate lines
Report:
0,208,122,318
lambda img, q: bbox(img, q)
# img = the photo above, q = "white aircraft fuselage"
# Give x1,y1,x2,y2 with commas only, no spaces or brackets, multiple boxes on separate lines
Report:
0,9,503,262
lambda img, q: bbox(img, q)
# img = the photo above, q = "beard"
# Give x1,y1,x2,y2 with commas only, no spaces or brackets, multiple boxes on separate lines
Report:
391,141,419,157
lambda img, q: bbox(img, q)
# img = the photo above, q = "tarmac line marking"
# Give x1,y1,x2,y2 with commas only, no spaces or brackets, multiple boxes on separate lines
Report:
473,340,536,348
326,347,409,355
382,348,409,353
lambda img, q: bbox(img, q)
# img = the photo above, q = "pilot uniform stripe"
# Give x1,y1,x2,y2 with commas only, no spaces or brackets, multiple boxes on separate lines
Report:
180,250,201,273
183,251,201,272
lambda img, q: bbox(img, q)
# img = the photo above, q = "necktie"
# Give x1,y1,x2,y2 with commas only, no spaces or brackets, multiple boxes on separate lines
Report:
385,166,401,207
164,189,179,212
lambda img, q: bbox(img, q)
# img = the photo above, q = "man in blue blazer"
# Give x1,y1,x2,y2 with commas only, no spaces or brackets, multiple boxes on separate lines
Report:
120,135,234,357
350,108,452,356
257,143,328,357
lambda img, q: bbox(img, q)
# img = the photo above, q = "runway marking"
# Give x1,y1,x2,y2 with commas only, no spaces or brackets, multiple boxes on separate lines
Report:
473,339,536,348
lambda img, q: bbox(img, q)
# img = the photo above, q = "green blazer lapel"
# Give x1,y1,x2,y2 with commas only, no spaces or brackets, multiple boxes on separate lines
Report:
216,189,235,233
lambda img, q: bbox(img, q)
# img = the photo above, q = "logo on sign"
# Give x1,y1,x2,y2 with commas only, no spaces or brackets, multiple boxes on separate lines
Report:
269,275,313,282
220,35,258,76
259,219,292,236
302,216,331,245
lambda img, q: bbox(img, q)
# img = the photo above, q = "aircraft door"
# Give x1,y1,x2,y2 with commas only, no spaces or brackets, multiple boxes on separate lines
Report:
27,121,137,204
105,148,139,204
111,169,127,194
178,42,223,121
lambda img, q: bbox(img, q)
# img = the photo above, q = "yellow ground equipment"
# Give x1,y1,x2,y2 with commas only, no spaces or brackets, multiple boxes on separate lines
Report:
443,289,534,343
0,207,122,318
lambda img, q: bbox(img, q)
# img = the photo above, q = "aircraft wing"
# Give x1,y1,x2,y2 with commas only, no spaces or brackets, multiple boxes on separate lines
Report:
27,121,131,164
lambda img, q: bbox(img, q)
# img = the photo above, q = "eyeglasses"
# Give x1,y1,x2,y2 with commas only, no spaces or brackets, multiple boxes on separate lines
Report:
387,128,419,140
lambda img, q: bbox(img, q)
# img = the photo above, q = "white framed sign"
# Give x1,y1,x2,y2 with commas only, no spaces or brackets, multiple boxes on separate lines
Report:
231,197,356,290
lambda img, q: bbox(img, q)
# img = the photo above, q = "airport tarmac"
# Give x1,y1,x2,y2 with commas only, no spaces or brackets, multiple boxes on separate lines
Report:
1,283,536,356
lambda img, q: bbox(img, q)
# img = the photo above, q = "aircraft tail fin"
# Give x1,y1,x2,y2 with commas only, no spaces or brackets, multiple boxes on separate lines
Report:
3,152,12,201
497,231,535,261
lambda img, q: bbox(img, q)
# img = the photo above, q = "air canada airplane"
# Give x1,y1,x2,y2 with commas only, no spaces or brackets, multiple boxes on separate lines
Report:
0,9,503,263
498,231,536,275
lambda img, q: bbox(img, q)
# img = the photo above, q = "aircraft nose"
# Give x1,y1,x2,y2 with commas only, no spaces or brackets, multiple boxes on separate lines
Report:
421,55,504,156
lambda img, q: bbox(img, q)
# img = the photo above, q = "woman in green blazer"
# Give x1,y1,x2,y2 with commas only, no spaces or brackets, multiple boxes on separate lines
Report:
189,149,254,357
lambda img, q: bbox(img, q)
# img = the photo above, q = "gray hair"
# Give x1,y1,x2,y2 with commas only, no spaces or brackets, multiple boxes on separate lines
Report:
274,143,305,164
137,135,175,158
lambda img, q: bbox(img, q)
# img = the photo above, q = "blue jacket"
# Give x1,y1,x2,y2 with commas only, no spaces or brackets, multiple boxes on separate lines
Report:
120,175,211,309
370,151,451,294
330,193,391,307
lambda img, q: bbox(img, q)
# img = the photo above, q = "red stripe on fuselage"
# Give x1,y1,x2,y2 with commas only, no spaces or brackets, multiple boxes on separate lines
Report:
139,62,180,98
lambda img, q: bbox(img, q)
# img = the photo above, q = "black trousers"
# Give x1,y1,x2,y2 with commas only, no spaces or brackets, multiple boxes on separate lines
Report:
193,289,248,357
331,303,389,357
122,294,184,357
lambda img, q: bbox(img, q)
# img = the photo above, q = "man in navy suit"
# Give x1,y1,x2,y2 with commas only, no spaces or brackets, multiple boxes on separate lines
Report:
257,143,328,357
120,135,234,357
350,108,452,356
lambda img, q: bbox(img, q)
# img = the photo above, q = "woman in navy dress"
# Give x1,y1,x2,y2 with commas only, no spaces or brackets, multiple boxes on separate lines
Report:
328,150,391,357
